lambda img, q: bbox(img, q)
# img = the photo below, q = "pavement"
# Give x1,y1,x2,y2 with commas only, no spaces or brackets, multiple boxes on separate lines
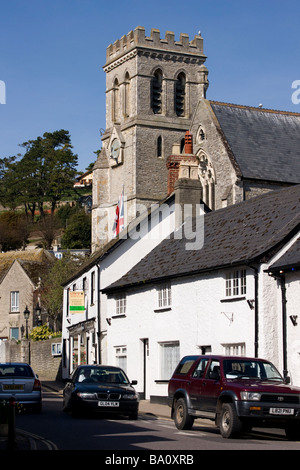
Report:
0,379,172,450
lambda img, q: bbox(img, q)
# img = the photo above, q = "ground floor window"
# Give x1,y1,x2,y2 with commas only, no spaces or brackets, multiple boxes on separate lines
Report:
222,342,246,356
10,327,19,340
159,341,180,380
115,346,127,371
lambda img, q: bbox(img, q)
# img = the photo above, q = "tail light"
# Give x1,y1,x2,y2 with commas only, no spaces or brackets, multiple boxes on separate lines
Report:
33,378,41,391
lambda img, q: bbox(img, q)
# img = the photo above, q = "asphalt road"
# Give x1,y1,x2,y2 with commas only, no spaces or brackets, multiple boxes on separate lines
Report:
12,388,300,453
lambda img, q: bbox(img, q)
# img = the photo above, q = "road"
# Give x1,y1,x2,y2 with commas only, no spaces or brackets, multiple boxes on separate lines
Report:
14,388,300,453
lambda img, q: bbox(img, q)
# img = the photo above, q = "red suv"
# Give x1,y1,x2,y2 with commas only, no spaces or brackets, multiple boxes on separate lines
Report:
168,355,300,439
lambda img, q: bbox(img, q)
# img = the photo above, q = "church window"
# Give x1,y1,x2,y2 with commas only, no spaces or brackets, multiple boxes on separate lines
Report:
151,69,163,114
112,78,120,123
124,72,130,118
157,136,162,158
175,72,186,117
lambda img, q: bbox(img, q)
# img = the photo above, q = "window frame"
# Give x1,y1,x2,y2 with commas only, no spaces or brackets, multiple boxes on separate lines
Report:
10,291,19,313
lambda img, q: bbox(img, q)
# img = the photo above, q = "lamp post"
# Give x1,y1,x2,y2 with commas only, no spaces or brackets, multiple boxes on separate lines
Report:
35,303,42,326
23,306,30,339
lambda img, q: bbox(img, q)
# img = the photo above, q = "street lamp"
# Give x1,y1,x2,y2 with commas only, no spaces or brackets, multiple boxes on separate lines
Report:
35,303,42,326
23,306,30,339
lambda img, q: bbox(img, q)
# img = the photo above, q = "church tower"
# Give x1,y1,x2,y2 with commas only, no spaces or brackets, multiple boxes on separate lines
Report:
92,26,209,250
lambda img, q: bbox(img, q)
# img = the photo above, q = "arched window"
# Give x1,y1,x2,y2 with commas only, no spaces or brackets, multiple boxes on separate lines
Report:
151,69,163,114
124,72,130,118
157,136,162,158
175,72,186,117
112,78,120,123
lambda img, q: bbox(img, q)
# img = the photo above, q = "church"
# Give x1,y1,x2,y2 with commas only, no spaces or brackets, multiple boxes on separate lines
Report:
91,26,300,251
61,27,300,398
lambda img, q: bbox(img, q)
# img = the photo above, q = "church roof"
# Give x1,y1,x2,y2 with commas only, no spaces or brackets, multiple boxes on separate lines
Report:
103,185,300,293
210,101,300,184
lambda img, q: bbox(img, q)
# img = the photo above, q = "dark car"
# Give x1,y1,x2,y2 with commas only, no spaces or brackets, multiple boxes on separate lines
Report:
0,362,42,413
63,364,139,419
168,355,300,439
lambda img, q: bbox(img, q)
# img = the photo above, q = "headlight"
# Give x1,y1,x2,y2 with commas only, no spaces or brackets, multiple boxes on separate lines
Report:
123,393,138,400
77,392,97,399
240,391,261,401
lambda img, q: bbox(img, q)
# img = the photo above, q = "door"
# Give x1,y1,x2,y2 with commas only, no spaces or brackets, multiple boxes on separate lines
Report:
141,338,149,400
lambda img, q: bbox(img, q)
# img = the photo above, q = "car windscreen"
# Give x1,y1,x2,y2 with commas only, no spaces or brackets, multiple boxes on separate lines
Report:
76,367,130,384
0,364,34,378
223,359,283,381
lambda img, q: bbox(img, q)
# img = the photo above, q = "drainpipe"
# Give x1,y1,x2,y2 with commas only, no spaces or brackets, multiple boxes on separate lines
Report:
248,265,259,357
97,264,102,364
280,274,288,379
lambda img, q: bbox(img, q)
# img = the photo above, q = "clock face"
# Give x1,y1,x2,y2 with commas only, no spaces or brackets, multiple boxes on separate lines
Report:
111,139,120,158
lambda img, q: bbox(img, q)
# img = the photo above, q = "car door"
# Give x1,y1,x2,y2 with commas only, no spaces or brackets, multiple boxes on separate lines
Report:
187,358,209,411
199,359,221,412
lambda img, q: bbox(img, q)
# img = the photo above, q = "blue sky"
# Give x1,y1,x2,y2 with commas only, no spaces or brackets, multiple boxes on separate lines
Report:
0,0,300,171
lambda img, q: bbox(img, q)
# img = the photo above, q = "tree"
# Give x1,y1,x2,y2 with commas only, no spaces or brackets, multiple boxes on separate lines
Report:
0,212,30,251
0,130,78,220
61,210,91,249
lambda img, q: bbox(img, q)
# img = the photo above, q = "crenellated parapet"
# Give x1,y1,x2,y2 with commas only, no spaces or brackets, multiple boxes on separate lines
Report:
105,26,206,68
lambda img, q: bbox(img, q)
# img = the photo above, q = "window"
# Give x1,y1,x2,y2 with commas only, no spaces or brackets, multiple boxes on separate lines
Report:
116,294,126,315
112,78,120,123
175,72,186,117
157,136,162,158
10,291,19,312
151,69,163,114
222,343,246,356
225,270,246,297
115,346,127,371
10,328,19,340
124,72,130,118
160,341,180,380
158,284,171,308
91,271,95,305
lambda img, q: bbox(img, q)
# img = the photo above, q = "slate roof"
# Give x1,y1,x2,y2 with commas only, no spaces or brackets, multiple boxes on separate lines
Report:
102,185,300,293
268,238,300,272
210,102,300,184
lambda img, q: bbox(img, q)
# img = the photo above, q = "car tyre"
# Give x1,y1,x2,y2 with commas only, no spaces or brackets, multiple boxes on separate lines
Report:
174,398,194,430
219,402,242,438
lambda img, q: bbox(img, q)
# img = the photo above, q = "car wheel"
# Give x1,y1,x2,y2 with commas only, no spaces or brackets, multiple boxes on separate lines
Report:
219,403,242,438
174,398,194,430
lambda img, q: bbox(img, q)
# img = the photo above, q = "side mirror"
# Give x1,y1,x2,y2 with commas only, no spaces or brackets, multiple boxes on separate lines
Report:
131,380,138,385
284,376,290,384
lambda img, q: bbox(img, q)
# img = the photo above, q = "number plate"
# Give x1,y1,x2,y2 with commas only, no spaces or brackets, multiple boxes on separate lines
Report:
3,384,24,391
98,401,119,407
269,408,294,415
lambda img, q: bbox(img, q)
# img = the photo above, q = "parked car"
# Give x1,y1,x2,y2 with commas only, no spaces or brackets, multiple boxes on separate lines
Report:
0,362,42,413
168,355,300,439
63,365,139,419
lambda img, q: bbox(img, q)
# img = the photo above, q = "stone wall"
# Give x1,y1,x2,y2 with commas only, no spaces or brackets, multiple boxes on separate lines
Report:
0,337,62,381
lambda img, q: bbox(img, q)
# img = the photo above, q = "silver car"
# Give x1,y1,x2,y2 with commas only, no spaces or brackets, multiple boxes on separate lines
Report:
0,363,42,413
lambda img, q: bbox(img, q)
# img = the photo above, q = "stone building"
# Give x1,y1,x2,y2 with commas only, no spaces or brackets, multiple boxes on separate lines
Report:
0,249,54,342
92,26,300,251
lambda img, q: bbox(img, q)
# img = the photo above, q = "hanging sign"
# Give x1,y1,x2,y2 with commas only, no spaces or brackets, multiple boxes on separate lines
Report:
69,291,85,314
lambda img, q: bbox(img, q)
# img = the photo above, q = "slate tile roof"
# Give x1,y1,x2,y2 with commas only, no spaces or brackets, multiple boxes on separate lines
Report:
268,238,300,272
210,101,300,184
103,185,300,293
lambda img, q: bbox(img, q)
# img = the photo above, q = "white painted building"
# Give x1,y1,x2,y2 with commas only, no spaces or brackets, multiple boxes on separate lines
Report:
102,186,300,401
61,195,179,379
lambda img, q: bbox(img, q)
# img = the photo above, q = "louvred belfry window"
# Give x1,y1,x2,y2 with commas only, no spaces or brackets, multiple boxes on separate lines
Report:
175,72,186,117
151,70,163,114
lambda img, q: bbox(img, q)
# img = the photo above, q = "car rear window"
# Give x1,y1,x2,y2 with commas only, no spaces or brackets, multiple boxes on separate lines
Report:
0,364,34,378
174,356,198,375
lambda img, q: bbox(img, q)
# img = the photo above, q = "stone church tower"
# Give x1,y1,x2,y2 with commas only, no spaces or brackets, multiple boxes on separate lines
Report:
92,26,209,251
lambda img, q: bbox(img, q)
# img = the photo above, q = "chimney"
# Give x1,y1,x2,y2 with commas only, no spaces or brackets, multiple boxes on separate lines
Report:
166,131,196,195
